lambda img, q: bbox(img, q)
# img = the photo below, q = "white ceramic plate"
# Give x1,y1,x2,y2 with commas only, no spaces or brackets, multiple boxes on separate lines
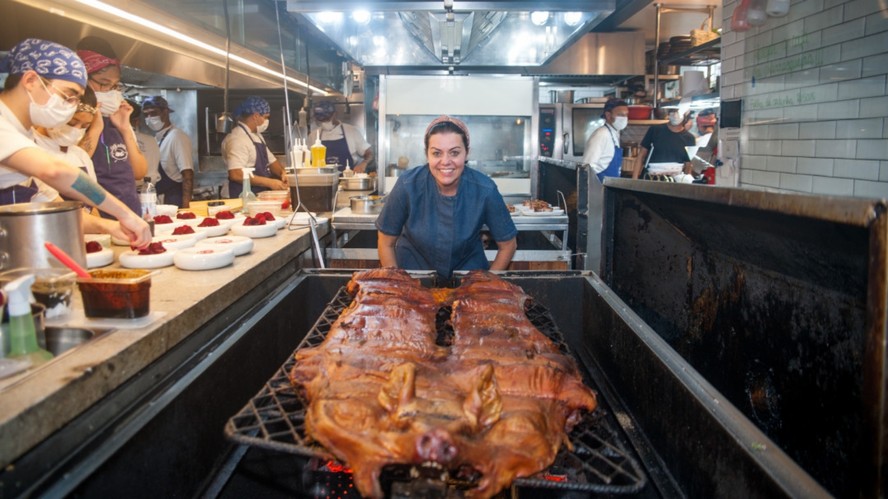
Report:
119,249,176,269
230,222,277,239
193,221,231,237
285,212,330,227
151,234,197,250
84,233,111,248
195,235,254,256
164,226,208,240
172,216,202,226
155,204,179,217
647,162,684,174
173,247,235,271
85,248,114,268
520,208,565,216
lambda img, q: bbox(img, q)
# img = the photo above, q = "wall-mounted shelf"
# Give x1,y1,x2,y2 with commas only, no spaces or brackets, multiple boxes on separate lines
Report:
659,38,721,67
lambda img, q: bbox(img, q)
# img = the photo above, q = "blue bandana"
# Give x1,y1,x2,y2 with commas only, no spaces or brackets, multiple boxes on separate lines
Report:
0,38,87,87
234,96,271,117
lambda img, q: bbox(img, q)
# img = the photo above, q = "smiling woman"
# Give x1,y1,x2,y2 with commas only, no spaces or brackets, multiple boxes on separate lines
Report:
376,115,518,279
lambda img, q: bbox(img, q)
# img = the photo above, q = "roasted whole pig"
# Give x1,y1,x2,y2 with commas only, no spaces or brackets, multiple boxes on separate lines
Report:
289,269,597,498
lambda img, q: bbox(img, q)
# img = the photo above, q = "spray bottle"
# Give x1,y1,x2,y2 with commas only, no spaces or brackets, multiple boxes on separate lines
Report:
4,274,52,364
240,167,258,208
311,130,327,168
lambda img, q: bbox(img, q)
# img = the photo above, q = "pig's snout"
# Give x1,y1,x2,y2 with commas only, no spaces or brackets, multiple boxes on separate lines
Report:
416,429,458,464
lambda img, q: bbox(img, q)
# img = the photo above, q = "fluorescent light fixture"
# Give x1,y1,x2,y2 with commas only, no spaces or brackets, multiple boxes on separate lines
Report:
530,11,550,26
352,9,371,25
72,0,328,95
563,12,583,26
317,11,344,24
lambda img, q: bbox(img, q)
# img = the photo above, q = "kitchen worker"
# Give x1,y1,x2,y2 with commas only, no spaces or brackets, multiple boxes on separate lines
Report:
632,107,696,180
581,98,628,181
142,95,194,208
376,115,517,279
222,95,288,198
128,100,161,187
312,100,374,173
0,38,151,246
76,36,147,218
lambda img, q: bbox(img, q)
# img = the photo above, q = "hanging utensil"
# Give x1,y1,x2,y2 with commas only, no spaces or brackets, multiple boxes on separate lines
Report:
216,0,234,133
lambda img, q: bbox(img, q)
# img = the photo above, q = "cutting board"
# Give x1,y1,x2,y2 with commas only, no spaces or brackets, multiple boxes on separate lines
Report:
187,199,243,217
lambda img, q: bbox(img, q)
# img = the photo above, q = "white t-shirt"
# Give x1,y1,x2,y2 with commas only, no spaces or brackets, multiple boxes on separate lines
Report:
135,130,161,184
0,99,39,189
318,122,371,166
155,125,193,182
221,124,277,172
581,123,621,174
32,133,100,202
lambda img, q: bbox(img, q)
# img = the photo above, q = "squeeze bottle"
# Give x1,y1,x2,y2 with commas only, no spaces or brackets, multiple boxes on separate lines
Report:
4,274,53,364
302,139,312,168
343,160,354,178
240,168,258,205
311,131,327,168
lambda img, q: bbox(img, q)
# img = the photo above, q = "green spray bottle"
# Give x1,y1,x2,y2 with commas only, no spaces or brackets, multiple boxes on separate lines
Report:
4,274,52,364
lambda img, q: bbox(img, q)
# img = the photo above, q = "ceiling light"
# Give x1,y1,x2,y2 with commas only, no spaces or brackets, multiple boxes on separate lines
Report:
563,12,583,27
530,11,550,26
317,11,344,24
71,0,328,95
352,10,371,25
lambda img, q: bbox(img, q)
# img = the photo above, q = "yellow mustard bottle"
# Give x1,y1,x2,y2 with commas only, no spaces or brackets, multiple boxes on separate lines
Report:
311,131,327,168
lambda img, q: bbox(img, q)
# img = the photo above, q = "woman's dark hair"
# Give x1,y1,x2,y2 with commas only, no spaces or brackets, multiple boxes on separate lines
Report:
80,85,97,108
76,36,118,59
3,73,22,91
424,121,469,151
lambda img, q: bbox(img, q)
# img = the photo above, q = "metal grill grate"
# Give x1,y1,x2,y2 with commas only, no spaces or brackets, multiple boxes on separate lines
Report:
225,286,647,495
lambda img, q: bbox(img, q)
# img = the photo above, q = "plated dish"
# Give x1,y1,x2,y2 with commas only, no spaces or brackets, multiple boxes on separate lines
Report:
173,247,235,271
86,248,114,268
119,248,176,269
230,221,277,239
151,234,198,250
195,235,254,256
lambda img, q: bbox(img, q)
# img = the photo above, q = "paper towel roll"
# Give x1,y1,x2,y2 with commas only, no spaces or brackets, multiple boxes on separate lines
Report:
681,71,707,97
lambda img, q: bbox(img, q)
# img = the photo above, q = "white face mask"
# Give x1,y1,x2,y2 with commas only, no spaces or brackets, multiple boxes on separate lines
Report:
145,115,164,132
95,90,123,116
27,80,77,129
47,124,86,147
612,116,628,131
256,118,269,134
669,114,684,126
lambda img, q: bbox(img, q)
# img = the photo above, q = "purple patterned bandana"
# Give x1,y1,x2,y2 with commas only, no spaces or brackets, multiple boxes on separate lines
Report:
0,38,87,87
234,96,271,117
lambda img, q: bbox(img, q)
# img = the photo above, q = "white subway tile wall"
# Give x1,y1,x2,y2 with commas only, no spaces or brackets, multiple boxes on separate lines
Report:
723,0,888,197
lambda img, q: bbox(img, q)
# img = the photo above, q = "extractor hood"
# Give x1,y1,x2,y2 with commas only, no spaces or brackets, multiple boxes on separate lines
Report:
287,0,616,68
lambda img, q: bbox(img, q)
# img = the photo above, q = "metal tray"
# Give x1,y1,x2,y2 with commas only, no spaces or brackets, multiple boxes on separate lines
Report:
225,286,647,495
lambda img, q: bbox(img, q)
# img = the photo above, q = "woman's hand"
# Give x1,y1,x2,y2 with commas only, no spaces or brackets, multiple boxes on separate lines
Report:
109,100,133,132
118,213,152,249
377,231,399,268
489,237,517,271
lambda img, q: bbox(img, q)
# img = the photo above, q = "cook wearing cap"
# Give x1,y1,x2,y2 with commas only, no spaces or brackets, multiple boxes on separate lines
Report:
76,35,148,218
312,100,373,173
143,95,194,208
376,115,517,279
0,38,151,247
581,97,629,181
221,95,288,197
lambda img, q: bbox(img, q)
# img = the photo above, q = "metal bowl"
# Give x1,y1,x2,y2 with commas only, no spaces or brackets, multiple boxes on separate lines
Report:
350,195,385,214
341,176,376,191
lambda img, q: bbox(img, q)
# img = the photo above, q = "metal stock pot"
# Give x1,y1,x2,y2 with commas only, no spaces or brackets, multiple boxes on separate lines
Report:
0,202,86,271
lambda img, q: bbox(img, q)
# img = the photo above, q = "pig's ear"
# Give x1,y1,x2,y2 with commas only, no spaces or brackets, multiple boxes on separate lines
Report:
378,362,417,420
463,364,502,431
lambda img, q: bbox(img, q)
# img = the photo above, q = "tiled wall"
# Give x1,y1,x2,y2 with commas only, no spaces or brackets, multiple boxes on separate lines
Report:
720,0,888,198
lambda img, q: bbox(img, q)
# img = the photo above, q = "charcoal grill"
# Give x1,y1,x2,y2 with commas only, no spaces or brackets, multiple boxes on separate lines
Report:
225,283,648,497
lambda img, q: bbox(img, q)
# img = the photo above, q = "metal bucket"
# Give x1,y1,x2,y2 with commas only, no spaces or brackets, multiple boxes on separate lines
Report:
0,202,85,271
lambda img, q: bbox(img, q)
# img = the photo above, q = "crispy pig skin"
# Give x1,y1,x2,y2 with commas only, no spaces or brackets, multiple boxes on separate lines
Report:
289,269,597,499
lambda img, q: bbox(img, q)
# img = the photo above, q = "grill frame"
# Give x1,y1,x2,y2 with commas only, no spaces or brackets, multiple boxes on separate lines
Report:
225,283,648,495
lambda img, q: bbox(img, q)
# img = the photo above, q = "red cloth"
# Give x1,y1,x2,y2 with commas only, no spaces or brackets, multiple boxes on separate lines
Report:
76,49,119,74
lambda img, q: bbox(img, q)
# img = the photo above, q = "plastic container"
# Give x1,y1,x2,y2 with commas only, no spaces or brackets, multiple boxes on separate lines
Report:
257,190,291,205
288,172,339,212
77,269,152,319
0,267,76,319
245,200,283,217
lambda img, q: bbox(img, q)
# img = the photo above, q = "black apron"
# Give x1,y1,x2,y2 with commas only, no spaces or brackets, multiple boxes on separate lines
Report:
229,124,273,198
155,128,184,207
321,124,352,171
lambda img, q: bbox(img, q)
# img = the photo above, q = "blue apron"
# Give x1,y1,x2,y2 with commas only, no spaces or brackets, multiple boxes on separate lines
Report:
321,124,352,171
0,180,38,205
596,124,623,181
155,129,184,207
228,124,272,198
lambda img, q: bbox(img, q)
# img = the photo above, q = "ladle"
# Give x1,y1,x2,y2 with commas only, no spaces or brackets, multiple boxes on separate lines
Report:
44,242,91,279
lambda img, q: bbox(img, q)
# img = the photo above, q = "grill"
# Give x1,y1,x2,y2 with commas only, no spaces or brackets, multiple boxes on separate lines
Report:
225,284,647,496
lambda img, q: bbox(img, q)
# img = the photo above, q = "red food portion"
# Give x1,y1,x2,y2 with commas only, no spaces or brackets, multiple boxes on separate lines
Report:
176,211,197,219
290,269,597,499
135,242,166,255
215,210,235,220
242,215,267,226
281,199,291,210
153,215,173,224
172,225,195,235
85,241,103,253
198,217,220,227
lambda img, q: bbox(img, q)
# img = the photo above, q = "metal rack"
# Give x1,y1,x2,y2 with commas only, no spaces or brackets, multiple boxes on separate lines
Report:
652,3,719,108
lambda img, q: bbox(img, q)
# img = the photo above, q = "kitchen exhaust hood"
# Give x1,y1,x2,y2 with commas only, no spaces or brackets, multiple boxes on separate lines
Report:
287,0,616,68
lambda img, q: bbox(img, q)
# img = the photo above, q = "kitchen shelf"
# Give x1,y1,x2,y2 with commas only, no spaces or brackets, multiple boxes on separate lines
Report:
659,37,721,67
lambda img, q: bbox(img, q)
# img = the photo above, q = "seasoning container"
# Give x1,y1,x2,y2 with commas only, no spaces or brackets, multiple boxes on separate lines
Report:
311,131,327,168
77,269,152,319
288,171,339,213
